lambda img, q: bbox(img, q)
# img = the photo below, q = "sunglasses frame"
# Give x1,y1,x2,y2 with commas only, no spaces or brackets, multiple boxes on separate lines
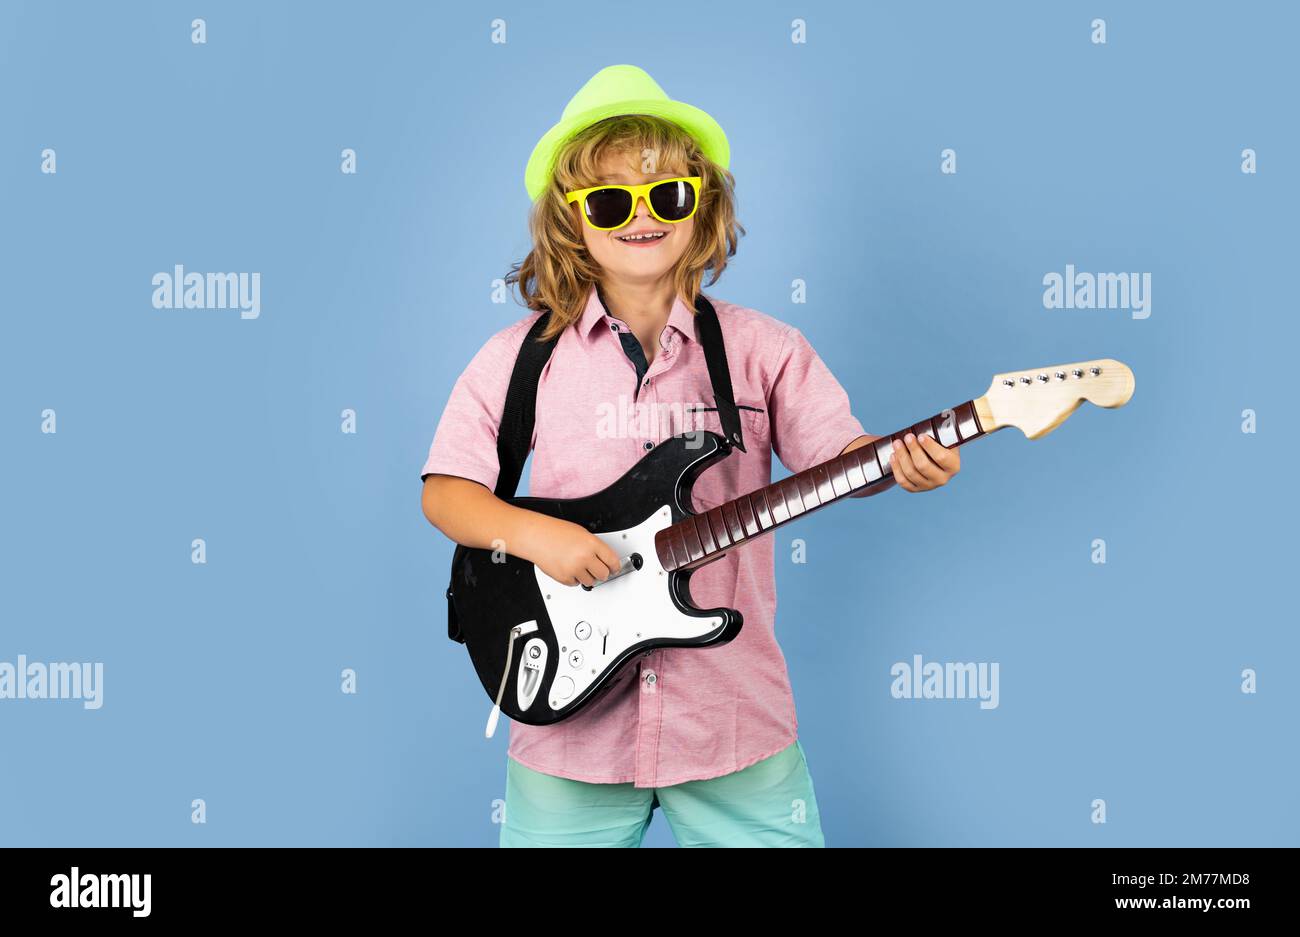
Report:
564,176,703,231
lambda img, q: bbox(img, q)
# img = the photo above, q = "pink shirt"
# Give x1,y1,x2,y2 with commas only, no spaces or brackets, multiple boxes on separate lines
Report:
422,286,866,787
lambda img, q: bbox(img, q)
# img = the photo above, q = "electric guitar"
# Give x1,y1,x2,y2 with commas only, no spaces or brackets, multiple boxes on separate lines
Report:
449,358,1135,734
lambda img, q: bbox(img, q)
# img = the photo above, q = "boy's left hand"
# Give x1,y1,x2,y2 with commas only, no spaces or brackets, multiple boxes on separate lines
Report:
890,432,960,492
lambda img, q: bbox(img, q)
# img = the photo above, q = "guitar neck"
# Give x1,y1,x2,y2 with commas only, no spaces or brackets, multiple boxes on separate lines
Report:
655,399,992,572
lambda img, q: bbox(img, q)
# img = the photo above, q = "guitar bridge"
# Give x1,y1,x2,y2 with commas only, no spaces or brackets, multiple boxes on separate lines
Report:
517,636,546,712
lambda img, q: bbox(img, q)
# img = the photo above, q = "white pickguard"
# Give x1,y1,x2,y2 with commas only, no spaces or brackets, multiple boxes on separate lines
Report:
533,504,724,713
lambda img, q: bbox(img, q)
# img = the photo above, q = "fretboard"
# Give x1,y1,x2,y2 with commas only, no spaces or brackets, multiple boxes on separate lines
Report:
654,400,987,572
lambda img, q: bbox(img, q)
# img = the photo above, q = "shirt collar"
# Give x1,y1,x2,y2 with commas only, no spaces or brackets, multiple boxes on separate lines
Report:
578,285,698,344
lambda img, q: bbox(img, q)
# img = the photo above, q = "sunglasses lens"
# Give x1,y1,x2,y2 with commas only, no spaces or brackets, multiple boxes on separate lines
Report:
649,180,696,222
583,188,633,229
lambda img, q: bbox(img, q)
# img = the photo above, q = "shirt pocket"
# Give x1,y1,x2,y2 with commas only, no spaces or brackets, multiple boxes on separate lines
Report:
684,399,769,447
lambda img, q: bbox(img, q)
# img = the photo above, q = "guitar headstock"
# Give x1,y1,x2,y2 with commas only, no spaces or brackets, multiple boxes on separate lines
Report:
974,358,1135,440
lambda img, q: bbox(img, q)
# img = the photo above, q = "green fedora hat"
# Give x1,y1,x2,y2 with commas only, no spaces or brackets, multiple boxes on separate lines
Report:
524,64,730,200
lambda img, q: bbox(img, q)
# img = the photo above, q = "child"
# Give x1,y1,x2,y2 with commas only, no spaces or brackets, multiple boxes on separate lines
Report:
421,65,960,847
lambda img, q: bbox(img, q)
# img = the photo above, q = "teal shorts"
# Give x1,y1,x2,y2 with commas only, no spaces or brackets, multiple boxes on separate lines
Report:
500,741,825,848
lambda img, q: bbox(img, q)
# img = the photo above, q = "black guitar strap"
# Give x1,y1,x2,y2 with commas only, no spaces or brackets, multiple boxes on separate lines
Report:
445,295,742,643
692,294,746,453
492,311,560,500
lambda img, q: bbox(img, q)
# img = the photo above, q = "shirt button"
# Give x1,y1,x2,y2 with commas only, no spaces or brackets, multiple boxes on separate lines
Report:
644,671,657,686
643,441,653,450
610,323,618,332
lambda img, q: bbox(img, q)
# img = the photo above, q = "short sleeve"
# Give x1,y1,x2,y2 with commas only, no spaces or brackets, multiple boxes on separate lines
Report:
767,325,867,473
419,316,539,490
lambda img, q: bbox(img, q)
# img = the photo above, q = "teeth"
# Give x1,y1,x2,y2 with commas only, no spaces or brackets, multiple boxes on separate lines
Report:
618,232,665,242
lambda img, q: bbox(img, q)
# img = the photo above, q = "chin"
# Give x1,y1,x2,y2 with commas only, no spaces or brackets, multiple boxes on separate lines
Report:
596,250,688,282
608,260,677,281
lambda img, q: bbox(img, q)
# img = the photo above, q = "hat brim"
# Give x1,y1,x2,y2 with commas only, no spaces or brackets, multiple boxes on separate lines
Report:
524,98,730,200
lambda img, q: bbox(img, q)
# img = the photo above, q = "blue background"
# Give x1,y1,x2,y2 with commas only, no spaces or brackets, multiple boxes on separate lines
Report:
1,0,1295,847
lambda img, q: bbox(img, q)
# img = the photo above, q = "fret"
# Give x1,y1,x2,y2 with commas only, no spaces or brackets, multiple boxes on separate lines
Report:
693,513,718,555
752,489,773,530
686,512,707,556
737,496,760,537
829,460,851,498
778,476,805,520
768,484,790,524
844,448,870,488
706,507,730,549
872,436,895,476
661,528,682,570
655,401,986,572
812,463,835,502
721,501,744,543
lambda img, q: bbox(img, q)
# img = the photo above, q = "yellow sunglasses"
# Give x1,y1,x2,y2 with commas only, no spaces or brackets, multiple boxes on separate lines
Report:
565,176,702,231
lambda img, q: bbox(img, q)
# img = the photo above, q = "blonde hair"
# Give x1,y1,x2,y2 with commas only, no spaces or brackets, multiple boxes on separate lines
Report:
507,115,743,341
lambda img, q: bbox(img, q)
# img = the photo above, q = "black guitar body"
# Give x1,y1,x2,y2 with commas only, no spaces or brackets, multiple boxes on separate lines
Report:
448,431,743,727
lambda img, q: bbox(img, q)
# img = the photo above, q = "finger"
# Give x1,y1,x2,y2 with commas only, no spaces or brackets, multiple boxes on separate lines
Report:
917,433,959,473
587,559,612,582
902,434,945,485
575,569,596,588
890,439,922,490
595,542,621,572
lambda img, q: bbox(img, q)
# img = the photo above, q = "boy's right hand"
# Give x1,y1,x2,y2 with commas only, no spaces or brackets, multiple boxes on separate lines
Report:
527,516,622,588
422,475,621,588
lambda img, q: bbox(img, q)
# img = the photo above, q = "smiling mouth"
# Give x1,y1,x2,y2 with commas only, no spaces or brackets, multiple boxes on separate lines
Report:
615,230,668,244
